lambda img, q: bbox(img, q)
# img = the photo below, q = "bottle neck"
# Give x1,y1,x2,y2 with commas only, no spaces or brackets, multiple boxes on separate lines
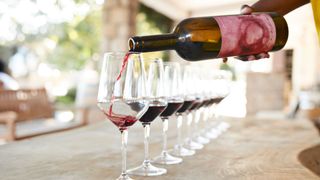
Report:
129,33,178,52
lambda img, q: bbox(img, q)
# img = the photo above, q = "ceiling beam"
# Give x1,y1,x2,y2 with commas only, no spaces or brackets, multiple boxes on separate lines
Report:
139,0,189,21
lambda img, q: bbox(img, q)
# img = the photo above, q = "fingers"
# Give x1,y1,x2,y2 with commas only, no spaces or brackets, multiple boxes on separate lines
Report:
234,53,270,61
257,53,270,59
222,57,228,63
237,5,269,62
240,4,254,15
234,56,247,61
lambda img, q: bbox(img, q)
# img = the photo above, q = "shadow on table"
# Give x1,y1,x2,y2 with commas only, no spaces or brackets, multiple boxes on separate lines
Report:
298,143,320,177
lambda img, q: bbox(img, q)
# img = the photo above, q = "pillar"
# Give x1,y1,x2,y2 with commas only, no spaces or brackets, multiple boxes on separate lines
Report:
102,0,139,52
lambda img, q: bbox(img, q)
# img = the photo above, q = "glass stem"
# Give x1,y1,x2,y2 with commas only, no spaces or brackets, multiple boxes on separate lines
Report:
177,114,183,146
187,112,193,140
210,105,216,127
194,110,200,136
143,123,151,164
210,105,215,119
162,117,169,153
199,109,204,133
120,129,128,177
215,106,221,127
203,108,209,131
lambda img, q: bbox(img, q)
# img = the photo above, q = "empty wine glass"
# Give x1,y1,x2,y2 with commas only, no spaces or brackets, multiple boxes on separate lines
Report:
128,58,167,176
97,52,148,180
153,62,183,165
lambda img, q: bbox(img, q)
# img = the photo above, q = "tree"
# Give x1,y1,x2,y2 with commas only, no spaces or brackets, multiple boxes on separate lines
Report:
0,0,102,70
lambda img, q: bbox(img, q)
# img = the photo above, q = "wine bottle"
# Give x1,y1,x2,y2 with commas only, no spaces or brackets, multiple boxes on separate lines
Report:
128,13,288,61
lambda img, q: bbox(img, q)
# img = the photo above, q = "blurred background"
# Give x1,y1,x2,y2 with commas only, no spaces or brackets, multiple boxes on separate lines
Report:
0,0,319,141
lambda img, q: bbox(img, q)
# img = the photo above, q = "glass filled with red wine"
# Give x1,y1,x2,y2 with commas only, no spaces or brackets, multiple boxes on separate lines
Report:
128,58,168,176
152,62,184,165
97,52,148,180
210,70,232,134
203,70,231,138
199,68,220,140
170,65,197,156
183,66,204,150
189,67,210,145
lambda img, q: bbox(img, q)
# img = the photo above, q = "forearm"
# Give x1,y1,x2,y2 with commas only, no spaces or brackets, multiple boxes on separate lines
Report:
251,0,310,15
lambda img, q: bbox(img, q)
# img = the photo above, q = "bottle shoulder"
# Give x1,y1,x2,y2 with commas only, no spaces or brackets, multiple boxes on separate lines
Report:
174,17,219,33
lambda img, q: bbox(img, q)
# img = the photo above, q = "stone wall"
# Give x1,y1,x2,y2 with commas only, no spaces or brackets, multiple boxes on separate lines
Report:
246,72,286,115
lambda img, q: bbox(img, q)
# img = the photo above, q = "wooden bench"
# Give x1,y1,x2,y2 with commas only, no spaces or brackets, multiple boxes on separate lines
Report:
0,88,89,141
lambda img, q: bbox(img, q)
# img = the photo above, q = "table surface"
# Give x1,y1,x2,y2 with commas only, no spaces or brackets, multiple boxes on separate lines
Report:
0,117,319,180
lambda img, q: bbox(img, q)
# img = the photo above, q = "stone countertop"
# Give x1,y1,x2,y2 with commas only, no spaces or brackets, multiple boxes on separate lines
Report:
0,117,319,180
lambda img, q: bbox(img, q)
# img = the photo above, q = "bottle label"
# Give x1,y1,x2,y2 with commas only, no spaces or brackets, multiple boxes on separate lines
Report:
214,14,276,58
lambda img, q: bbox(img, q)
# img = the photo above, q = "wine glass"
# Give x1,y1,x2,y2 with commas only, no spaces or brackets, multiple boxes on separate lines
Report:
153,62,183,165
214,70,232,133
201,69,220,139
205,70,231,136
170,65,196,156
184,66,204,150
128,58,168,176
191,67,210,145
97,52,148,180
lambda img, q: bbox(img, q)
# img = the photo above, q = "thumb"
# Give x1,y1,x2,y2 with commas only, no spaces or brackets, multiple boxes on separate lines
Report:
241,5,253,15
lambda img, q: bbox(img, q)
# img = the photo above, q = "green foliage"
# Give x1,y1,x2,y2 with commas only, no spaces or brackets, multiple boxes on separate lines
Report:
0,0,102,71
55,88,77,105
48,10,102,70
138,4,172,33
136,4,173,62
220,63,237,81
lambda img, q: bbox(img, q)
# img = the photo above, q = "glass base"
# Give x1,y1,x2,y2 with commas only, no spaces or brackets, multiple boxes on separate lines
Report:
222,122,230,130
128,161,167,176
170,144,195,157
184,138,204,150
204,130,219,139
152,151,183,165
217,122,230,132
193,135,210,144
209,125,222,134
116,173,133,180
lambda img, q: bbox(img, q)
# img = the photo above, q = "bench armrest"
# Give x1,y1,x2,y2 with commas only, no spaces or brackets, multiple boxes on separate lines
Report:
0,111,17,123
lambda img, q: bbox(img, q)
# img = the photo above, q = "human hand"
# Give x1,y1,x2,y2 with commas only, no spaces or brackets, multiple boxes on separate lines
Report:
234,4,270,61
240,4,254,14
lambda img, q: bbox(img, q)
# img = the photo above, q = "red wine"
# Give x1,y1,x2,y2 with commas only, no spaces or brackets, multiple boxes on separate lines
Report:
106,114,137,131
203,99,211,107
176,100,194,113
109,52,132,116
189,99,203,111
98,101,145,131
139,105,167,124
129,13,288,61
213,97,224,104
198,100,209,108
116,53,131,81
160,102,183,117
207,98,216,106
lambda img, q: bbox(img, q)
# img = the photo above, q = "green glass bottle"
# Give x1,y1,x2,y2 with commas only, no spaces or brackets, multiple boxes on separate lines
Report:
129,13,288,61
